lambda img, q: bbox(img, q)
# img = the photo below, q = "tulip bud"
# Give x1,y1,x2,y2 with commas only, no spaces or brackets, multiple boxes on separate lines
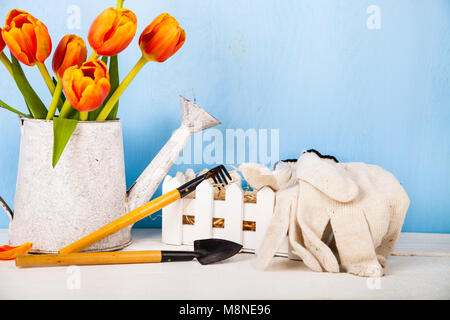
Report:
2,9,52,66
52,35,87,80
62,60,111,112
139,13,186,63
88,7,137,57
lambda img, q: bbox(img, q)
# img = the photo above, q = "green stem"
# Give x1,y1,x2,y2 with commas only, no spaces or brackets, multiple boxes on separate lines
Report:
80,111,88,121
36,62,56,95
0,52,13,76
96,55,148,121
59,99,73,119
46,79,63,120
117,0,124,9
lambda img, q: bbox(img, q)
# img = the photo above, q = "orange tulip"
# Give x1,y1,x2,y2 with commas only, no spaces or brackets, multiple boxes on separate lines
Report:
47,35,87,120
62,60,111,112
96,13,186,121
0,27,5,53
2,9,52,66
88,7,137,57
52,34,87,80
0,242,32,260
139,13,186,63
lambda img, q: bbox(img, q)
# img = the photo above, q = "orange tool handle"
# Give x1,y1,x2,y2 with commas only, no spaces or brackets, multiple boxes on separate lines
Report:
59,189,181,254
16,251,163,267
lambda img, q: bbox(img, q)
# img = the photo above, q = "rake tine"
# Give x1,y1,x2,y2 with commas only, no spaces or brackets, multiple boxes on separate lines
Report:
220,165,232,181
211,167,223,184
218,166,231,185
211,175,222,190
217,168,229,186
206,166,219,177
214,166,224,179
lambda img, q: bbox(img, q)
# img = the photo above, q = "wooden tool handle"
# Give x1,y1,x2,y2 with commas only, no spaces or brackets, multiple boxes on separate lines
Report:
59,189,181,254
16,251,163,267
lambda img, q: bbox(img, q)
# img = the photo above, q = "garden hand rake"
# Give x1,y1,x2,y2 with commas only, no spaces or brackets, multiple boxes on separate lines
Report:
59,165,232,254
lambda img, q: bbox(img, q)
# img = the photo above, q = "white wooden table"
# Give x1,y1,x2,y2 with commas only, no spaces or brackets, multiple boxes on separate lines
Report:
0,228,449,300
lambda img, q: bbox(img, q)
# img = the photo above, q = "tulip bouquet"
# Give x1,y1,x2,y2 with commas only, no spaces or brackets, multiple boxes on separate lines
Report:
0,0,185,167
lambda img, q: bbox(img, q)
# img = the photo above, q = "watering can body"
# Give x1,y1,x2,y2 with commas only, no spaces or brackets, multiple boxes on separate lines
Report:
0,97,220,253
5,118,131,253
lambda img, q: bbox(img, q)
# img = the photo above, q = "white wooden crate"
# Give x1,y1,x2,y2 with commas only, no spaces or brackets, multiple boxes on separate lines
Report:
161,173,289,256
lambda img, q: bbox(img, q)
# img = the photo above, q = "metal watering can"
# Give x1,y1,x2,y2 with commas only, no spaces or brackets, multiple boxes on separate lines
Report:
0,97,220,253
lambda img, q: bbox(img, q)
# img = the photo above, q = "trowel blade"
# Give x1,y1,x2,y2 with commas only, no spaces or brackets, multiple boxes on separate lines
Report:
194,238,243,265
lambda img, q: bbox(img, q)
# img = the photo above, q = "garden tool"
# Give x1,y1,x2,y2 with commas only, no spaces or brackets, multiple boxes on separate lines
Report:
16,238,242,267
59,165,232,254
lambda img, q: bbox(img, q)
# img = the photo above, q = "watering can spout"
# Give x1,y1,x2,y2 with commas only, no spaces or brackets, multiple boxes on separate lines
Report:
179,96,221,134
126,96,221,212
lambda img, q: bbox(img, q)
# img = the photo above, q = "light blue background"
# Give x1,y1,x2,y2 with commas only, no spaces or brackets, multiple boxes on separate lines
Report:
0,0,449,232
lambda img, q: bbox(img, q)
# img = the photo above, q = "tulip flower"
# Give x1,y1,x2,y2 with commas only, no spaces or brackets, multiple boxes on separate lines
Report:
2,9,52,66
61,60,111,121
139,13,186,63
0,242,32,260
0,27,13,75
2,9,55,95
96,13,185,121
88,7,137,59
52,35,87,79
46,35,87,120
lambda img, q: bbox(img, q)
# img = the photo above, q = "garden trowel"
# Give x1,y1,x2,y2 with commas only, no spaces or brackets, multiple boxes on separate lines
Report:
15,238,243,267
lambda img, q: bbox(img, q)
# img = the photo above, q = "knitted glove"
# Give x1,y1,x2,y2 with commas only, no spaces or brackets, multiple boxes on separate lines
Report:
239,161,296,192
255,185,323,272
295,151,410,277
241,161,324,272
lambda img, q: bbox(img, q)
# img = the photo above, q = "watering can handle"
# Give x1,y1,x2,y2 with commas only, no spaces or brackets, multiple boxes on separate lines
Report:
0,196,13,221
0,116,23,221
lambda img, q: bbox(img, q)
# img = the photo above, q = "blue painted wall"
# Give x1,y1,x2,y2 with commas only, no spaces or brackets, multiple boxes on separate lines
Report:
0,0,449,232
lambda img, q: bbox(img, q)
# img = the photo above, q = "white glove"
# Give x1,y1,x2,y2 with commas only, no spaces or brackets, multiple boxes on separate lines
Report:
295,151,410,277
239,161,296,192
240,161,323,272
255,185,323,272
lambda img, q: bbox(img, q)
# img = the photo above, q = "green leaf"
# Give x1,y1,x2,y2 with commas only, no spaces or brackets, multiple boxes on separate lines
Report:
89,55,120,121
52,117,79,168
24,100,32,115
10,54,48,119
71,110,81,120
106,55,120,120
0,99,30,118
